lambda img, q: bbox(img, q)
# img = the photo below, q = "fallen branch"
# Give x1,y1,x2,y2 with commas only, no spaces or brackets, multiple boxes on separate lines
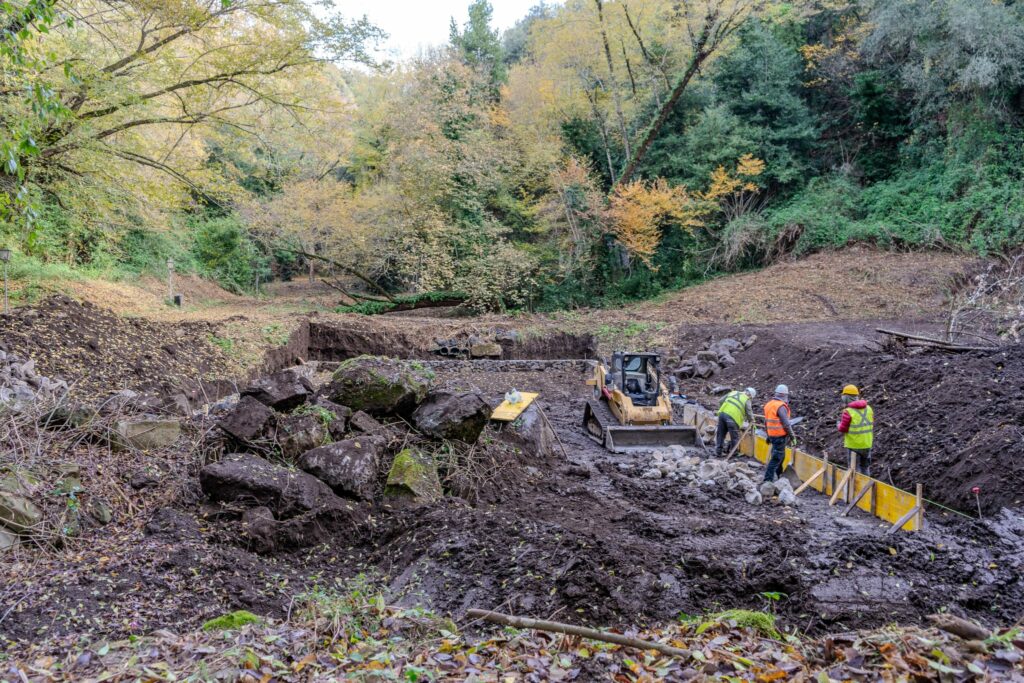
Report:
466,608,691,658
927,613,991,641
319,277,388,305
876,328,997,352
283,249,396,302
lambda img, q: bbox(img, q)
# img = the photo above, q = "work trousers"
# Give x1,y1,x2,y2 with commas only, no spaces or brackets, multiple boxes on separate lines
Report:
763,436,788,482
714,414,741,457
849,448,872,477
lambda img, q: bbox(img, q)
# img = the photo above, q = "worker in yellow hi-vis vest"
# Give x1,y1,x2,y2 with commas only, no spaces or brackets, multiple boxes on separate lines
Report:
715,387,756,457
837,384,874,476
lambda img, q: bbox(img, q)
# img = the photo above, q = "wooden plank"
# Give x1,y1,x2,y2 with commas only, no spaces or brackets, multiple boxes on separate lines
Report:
843,481,874,516
794,459,827,496
491,392,540,421
915,483,924,531
887,506,921,535
830,467,854,506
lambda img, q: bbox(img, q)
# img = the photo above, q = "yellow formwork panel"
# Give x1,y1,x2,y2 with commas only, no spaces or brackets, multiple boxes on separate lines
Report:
686,407,920,531
492,392,540,421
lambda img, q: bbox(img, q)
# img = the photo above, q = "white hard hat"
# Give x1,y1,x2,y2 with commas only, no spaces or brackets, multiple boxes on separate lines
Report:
745,387,757,398
775,384,789,396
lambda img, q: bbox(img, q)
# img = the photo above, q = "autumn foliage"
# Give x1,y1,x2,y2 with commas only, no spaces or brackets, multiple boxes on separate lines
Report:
606,179,706,269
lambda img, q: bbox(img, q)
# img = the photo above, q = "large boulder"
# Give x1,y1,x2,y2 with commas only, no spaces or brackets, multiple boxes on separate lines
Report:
112,418,181,451
499,403,557,459
242,369,314,411
326,356,432,416
200,453,338,518
218,396,276,443
469,342,503,359
384,449,442,505
412,391,492,443
693,359,721,378
297,438,381,501
275,414,327,461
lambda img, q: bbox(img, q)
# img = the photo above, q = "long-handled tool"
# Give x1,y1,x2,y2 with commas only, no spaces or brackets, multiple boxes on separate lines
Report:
724,414,761,460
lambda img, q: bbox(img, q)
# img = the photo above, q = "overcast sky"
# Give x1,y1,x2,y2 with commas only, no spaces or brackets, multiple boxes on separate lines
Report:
338,0,542,59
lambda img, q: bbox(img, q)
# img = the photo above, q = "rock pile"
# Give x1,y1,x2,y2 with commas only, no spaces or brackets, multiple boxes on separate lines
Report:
200,356,501,551
432,335,506,359
0,349,68,409
673,336,757,379
634,446,796,507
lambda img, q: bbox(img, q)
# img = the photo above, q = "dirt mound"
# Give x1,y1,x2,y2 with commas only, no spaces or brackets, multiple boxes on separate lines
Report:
696,327,1024,514
0,295,235,399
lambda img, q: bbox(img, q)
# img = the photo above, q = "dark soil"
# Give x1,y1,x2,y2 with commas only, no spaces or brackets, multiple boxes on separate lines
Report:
0,295,235,399
4,317,1024,653
670,322,1024,514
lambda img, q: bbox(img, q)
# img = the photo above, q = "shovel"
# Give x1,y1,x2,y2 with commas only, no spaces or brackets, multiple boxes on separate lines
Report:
725,414,763,460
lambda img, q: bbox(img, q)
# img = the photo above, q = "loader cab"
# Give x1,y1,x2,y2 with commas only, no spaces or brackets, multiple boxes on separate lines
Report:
608,352,662,407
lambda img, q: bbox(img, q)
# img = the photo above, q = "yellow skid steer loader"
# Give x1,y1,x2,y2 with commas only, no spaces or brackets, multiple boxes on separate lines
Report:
583,352,698,453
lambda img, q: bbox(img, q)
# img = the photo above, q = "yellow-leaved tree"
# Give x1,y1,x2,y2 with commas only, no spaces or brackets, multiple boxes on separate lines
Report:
605,178,706,269
701,153,766,221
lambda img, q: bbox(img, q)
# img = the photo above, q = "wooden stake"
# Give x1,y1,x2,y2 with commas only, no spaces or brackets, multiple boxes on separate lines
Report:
887,505,921,535
843,481,874,516
794,455,827,496
915,483,924,531
847,453,857,502
466,609,691,659
830,466,854,506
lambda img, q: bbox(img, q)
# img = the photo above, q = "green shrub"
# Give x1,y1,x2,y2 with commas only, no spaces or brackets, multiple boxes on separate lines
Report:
190,214,270,293
117,228,196,276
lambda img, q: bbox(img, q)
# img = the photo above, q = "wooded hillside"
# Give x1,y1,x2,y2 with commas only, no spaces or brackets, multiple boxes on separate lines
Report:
4,0,1024,310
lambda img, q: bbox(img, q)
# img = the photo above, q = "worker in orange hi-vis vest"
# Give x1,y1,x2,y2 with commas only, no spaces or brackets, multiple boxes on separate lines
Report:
762,384,796,483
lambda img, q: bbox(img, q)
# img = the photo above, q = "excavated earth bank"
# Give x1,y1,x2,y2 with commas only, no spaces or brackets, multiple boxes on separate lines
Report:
2,313,1022,648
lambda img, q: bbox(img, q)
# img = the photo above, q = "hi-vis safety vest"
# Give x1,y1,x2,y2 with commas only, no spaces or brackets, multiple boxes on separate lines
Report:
764,399,790,438
718,391,750,427
844,405,874,450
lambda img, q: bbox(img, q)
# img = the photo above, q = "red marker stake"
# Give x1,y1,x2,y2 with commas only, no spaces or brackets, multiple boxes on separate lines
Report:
971,486,982,520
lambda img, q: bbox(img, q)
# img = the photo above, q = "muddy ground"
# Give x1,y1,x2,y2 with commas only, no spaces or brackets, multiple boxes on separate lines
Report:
666,321,1024,515
3,282,1024,654
3,351,1023,650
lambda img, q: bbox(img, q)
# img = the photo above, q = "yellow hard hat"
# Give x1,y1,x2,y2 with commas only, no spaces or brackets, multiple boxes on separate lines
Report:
841,384,860,397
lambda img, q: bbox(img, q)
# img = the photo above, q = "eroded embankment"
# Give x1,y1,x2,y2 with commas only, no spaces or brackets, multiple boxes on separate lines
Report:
306,320,596,362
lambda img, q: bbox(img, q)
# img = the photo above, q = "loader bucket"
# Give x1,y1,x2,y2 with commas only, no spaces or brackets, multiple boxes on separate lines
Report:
604,425,699,454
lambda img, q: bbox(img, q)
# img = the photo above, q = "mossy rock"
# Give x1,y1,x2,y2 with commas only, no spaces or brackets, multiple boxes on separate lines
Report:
201,610,262,632
0,491,42,532
328,356,432,416
384,449,442,504
1,467,39,497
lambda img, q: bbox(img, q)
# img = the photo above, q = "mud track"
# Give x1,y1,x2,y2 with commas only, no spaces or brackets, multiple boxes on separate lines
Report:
360,361,1024,634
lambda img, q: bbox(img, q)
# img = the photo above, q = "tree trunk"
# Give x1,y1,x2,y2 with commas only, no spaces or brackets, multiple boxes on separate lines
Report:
616,20,713,186
594,0,631,164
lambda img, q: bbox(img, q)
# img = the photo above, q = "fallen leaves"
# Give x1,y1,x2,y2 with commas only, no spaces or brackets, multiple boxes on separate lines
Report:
3,604,1020,682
